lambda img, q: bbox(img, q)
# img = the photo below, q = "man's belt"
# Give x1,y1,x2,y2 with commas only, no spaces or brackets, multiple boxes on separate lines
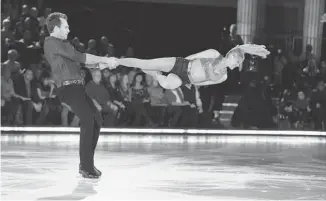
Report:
62,79,85,86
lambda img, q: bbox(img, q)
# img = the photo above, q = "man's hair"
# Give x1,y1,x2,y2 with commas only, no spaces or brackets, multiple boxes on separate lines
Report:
45,12,68,34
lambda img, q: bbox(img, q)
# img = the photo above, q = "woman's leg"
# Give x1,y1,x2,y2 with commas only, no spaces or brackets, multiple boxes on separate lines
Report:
118,57,176,72
142,70,182,89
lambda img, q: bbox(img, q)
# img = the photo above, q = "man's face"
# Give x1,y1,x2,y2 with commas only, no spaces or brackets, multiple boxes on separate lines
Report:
2,19,10,30
55,18,70,40
30,8,38,18
24,70,34,81
92,70,102,83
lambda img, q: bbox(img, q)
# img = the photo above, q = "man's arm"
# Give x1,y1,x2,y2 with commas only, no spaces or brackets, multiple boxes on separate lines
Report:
45,39,117,68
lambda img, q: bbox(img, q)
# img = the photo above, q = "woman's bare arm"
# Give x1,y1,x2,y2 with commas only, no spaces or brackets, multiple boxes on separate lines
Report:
185,49,222,60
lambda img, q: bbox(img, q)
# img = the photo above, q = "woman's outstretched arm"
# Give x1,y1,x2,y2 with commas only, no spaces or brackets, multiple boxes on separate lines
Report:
185,49,221,60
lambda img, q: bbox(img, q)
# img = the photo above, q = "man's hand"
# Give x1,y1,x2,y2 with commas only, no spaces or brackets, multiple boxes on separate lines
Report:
99,57,119,70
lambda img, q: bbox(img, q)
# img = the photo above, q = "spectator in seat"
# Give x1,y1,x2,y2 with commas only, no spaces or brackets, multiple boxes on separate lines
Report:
14,21,25,40
118,73,133,126
86,69,118,127
198,85,222,128
1,18,14,41
232,80,276,129
106,43,115,57
180,83,203,128
38,8,52,29
98,36,109,56
101,68,111,87
310,80,326,130
13,68,41,125
278,102,298,130
273,48,287,87
317,60,326,82
147,74,166,126
131,72,155,127
293,91,311,129
1,67,28,125
2,49,22,79
15,29,33,70
163,87,186,127
86,39,97,55
106,73,125,105
29,7,40,41
35,71,62,125
21,4,30,20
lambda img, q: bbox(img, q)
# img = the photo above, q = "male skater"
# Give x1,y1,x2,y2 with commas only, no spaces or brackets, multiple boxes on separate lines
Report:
44,12,118,179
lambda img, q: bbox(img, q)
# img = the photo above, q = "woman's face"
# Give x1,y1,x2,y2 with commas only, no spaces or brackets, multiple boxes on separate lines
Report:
102,69,110,79
145,74,153,86
135,75,143,83
110,74,117,84
122,75,129,86
43,78,50,86
298,91,305,100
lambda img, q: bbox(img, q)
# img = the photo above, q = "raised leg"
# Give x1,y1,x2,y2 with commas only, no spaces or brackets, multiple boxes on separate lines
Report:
118,57,176,72
142,70,182,89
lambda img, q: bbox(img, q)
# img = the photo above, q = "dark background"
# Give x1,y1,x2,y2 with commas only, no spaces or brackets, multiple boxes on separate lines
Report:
44,0,236,58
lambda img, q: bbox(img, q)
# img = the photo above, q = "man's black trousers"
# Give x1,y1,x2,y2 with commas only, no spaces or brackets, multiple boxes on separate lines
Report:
56,84,103,172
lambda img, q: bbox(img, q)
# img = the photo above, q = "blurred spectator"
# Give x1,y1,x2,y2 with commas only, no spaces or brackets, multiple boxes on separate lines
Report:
86,69,118,127
2,49,22,78
317,60,326,82
14,21,24,40
118,73,134,126
101,68,111,86
310,80,326,130
146,74,166,125
106,43,115,57
131,73,155,126
29,7,40,41
99,36,108,56
15,29,33,69
38,8,52,29
21,4,30,19
1,66,25,125
86,39,97,55
13,68,41,125
163,87,186,127
119,73,132,102
125,46,134,58
35,71,61,125
180,84,202,128
273,48,287,86
106,73,127,125
1,18,14,41
198,85,224,128
278,102,298,130
232,80,276,129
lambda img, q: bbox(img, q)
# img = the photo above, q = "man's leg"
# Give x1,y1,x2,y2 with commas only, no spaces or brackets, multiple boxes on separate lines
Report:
118,57,176,72
57,85,101,177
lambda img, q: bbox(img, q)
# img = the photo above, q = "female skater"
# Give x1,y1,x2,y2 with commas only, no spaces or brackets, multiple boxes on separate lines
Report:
114,44,270,89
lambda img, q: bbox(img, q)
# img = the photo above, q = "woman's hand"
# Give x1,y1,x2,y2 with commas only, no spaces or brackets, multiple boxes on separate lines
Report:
236,44,270,59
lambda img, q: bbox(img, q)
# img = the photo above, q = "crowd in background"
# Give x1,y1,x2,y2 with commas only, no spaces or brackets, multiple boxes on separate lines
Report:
1,3,326,130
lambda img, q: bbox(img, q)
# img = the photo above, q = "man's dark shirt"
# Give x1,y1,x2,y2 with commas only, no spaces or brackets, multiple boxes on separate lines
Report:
44,36,86,87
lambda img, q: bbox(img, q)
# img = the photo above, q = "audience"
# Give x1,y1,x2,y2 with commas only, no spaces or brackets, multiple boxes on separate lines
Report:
1,3,325,131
